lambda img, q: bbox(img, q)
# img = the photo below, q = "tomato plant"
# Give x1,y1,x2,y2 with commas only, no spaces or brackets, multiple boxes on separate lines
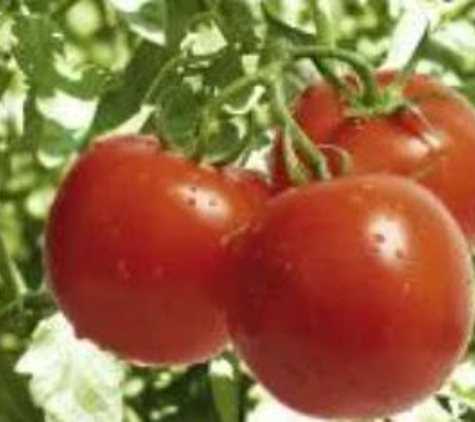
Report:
272,72,475,243
46,136,268,365
229,175,474,419
1,1,475,422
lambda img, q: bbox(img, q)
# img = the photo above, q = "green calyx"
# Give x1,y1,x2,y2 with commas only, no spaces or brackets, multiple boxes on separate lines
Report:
346,84,411,120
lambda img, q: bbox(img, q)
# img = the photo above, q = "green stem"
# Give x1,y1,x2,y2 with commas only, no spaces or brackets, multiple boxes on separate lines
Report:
291,46,379,107
205,75,266,117
0,233,27,306
144,52,218,104
319,145,353,176
309,0,335,47
307,0,350,94
0,291,55,325
282,131,312,186
269,80,331,182
195,69,270,159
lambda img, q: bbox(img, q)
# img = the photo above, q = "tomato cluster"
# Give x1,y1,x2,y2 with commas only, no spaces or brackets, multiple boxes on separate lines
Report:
46,73,475,419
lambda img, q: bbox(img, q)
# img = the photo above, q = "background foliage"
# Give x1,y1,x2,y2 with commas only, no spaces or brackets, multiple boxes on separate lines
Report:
1,1,475,421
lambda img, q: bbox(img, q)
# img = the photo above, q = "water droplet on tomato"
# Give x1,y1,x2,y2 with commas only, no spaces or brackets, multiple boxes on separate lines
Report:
117,260,131,281
153,267,164,280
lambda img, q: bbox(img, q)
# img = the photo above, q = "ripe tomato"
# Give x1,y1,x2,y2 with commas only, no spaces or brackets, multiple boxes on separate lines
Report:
46,136,269,365
272,73,475,242
228,175,474,419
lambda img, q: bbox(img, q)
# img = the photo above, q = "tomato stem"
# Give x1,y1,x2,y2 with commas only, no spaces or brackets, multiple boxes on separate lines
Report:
144,51,219,105
310,0,335,49
0,233,27,306
319,144,354,176
308,0,350,96
196,69,270,160
269,79,332,182
282,130,312,186
292,46,379,107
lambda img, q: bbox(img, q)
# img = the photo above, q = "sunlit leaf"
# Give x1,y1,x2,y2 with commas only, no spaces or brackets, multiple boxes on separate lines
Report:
16,314,126,422
13,14,61,95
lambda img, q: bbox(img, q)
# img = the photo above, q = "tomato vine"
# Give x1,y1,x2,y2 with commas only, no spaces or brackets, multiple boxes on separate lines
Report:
1,1,475,421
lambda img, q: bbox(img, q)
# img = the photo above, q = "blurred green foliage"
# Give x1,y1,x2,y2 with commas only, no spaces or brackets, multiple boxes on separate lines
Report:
1,1,475,421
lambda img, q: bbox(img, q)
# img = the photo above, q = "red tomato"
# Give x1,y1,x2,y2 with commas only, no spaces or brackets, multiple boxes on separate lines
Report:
272,73,475,243
228,175,474,419
46,136,269,365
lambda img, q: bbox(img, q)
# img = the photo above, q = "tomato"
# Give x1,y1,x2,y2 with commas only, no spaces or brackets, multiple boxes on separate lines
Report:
272,73,475,243
228,175,474,419
46,136,269,365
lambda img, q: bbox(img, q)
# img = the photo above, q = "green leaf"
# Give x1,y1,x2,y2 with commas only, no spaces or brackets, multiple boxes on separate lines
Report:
22,97,79,157
58,66,113,100
117,0,167,44
459,83,475,106
262,1,315,46
204,121,246,165
211,0,258,50
0,348,41,422
0,65,13,98
22,0,50,13
16,314,126,422
12,14,62,95
165,0,206,49
205,47,245,90
157,82,203,153
209,357,240,422
88,40,168,137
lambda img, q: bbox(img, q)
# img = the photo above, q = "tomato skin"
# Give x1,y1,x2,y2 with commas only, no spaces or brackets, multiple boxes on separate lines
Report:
228,175,474,418
272,73,475,242
46,136,269,365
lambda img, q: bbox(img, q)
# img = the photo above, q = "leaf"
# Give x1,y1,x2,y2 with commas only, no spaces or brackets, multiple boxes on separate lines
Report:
459,83,475,106
209,356,240,422
12,14,62,95
88,40,168,137
165,0,206,49
22,97,79,157
22,0,50,13
114,0,167,44
0,348,41,422
204,121,246,165
0,65,13,98
204,49,260,113
261,1,314,46
157,82,203,153
211,0,258,50
16,314,126,422
58,66,113,100
205,47,245,90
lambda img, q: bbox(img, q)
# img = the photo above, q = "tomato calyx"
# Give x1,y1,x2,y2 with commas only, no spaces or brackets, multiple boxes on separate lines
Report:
345,84,408,119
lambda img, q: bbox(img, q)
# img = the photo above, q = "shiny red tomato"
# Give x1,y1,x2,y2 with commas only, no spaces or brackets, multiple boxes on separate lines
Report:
46,136,269,365
272,73,475,242
228,175,474,419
